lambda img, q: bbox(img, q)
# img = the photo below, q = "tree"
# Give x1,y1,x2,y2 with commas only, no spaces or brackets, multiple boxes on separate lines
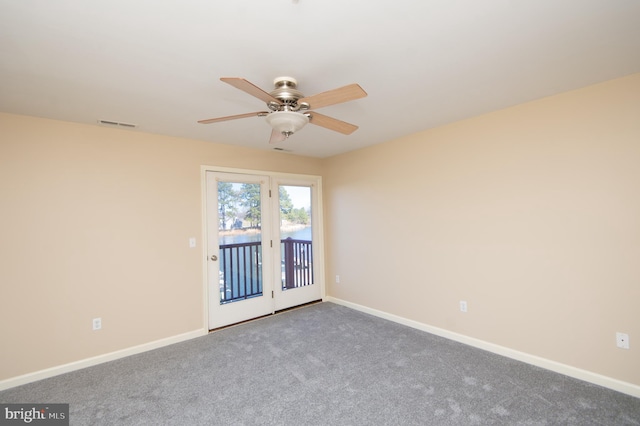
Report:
218,182,237,230
239,183,261,228
279,187,294,218
289,207,310,225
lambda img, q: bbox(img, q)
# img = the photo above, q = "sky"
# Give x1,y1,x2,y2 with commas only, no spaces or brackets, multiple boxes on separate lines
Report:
227,182,311,210
282,185,311,210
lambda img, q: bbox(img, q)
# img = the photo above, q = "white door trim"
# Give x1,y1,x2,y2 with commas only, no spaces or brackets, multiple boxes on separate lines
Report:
200,165,325,330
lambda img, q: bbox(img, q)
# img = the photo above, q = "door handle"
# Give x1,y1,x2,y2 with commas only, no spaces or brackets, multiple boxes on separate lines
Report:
210,254,218,261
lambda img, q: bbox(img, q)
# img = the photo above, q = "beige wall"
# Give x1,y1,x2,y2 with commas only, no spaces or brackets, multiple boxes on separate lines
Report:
0,113,323,381
323,73,640,386
2,73,638,389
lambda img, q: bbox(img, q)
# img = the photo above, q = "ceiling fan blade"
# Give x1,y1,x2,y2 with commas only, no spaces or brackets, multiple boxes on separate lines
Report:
198,111,268,124
221,77,282,105
269,129,286,144
298,84,367,110
308,112,359,135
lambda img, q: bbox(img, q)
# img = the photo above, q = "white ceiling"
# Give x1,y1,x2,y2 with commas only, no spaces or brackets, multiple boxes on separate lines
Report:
1,1,639,158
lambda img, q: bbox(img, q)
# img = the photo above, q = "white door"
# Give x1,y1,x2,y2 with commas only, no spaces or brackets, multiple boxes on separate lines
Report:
206,171,274,329
206,170,324,329
272,179,322,311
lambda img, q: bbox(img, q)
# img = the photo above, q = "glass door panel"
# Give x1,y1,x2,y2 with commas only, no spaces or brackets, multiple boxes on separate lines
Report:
279,185,314,290
218,182,263,304
207,172,273,329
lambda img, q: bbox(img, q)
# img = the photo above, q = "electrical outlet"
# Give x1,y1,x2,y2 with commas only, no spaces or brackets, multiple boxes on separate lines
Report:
616,332,629,349
189,237,196,248
459,300,468,313
92,318,102,331
335,275,340,284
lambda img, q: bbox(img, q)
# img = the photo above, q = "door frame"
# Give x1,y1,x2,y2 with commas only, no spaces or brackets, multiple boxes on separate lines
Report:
200,165,326,330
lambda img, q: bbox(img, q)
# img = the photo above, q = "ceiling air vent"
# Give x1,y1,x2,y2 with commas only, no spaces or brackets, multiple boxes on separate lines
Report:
98,119,137,129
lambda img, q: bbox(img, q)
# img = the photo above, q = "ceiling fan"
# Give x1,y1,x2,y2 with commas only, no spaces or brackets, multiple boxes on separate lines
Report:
198,76,367,144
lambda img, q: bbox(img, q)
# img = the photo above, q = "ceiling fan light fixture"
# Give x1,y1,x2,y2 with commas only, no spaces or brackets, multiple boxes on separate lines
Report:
265,111,309,138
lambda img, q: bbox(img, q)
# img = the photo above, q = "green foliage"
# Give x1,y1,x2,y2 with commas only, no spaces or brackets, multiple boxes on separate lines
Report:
280,187,310,225
218,184,310,230
240,183,261,228
279,187,294,216
218,182,237,230
288,207,310,225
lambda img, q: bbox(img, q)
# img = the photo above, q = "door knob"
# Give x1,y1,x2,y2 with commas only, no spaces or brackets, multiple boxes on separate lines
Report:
210,254,218,261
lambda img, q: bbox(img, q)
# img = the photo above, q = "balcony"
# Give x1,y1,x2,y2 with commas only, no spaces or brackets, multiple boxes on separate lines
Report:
218,237,313,304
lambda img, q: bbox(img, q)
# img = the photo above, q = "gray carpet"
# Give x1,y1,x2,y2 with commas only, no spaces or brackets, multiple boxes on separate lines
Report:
1,302,639,425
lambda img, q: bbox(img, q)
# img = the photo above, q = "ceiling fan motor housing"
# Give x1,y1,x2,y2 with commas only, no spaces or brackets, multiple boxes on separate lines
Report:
269,76,306,110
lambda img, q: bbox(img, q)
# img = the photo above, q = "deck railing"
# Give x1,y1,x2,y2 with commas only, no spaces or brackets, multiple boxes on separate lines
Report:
281,237,314,289
218,238,313,304
219,241,263,304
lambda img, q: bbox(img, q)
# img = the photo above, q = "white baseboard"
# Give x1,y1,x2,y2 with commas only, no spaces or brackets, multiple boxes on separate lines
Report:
0,329,207,392
326,297,640,399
